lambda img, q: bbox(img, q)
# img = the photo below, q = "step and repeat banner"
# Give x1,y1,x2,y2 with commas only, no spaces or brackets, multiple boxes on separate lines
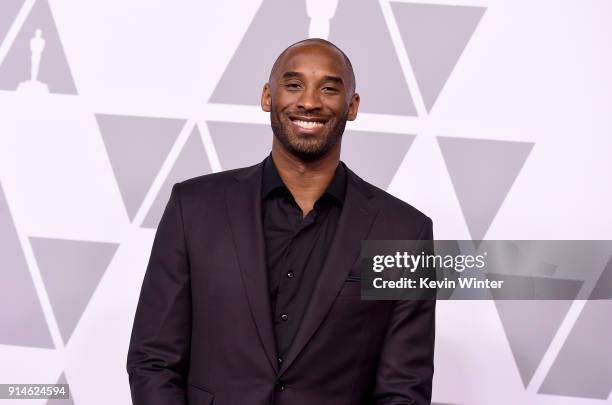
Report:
0,0,610,404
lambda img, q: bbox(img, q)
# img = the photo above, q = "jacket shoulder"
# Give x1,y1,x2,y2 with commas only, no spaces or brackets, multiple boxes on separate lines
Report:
347,166,431,226
375,185,429,223
173,164,255,197
357,176,433,240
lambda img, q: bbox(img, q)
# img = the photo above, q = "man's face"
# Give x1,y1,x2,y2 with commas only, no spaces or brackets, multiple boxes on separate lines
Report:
261,43,360,162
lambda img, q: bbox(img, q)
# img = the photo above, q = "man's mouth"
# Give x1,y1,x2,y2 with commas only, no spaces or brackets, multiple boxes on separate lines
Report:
289,116,328,131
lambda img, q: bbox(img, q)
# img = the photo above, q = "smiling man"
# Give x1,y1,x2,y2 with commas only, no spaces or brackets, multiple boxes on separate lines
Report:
127,39,435,405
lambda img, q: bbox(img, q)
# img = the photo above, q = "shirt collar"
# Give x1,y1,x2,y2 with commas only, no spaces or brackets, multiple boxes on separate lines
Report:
261,154,346,205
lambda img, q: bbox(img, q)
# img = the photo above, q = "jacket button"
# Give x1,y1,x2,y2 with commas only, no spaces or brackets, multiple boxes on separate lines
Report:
287,271,294,279
280,313,289,322
275,381,285,392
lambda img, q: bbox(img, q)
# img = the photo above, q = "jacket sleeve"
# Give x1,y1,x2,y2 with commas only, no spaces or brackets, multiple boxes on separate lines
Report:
372,217,436,405
127,183,191,405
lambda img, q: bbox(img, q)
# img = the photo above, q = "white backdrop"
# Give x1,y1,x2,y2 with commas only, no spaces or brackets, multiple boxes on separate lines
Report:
0,0,611,404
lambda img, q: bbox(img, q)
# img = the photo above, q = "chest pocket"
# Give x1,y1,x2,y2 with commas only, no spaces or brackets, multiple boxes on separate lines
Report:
337,270,362,297
187,383,214,405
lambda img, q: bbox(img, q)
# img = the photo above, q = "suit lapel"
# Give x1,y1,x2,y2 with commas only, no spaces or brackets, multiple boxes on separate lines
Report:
279,167,380,375
225,162,278,374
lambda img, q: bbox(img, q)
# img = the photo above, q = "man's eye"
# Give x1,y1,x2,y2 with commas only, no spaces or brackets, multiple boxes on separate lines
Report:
285,83,301,89
323,87,339,93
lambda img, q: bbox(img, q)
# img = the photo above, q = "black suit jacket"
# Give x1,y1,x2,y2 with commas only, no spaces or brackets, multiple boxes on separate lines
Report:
127,159,435,405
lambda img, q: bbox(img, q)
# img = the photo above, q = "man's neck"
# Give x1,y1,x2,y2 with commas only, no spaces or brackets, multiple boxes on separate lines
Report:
271,142,340,217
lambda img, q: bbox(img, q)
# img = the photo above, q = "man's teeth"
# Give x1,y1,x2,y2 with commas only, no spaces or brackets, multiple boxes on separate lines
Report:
294,120,324,129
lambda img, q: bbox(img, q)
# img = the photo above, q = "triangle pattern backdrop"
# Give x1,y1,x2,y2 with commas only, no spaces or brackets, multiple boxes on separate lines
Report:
0,0,25,48
209,0,309,106
0,0,77,94
207,121,414,190
494,300,576,388
329,0,417,115
46,373,75,405
96,114,186,222
142,126,213,229
437,136,534,240
206,121,273,170
391,2,486,112
0,182,53,348
29,237,118,345
341,129,415,189
539,259,612,399
210,0,417,116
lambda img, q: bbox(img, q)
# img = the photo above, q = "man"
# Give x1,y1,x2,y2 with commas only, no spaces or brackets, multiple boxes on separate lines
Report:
127,38,435,405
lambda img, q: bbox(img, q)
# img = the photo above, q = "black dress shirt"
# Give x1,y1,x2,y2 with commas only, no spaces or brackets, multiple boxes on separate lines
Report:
261,155,346,362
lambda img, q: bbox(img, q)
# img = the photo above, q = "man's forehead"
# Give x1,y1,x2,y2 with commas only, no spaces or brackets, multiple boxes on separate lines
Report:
274,43,348,77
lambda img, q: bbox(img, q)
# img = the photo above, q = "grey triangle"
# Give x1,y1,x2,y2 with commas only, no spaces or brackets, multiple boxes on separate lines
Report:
0,182,53,348
207,121,272,170
0,0,25,48
96,114,185,221
209,0,309,105
46,373,74,405
494,299,576,387
539,261,612,399
437,137,534,239
329,0,417,115
142,126,212,228
539,300,612,398
341,130,415,189
391,2,486,112
0,0,78,94
30,237,118,345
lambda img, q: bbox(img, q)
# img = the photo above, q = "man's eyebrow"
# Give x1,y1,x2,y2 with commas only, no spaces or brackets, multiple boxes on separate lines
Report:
322,75,344,86
280,72,345,87
281,71,303,80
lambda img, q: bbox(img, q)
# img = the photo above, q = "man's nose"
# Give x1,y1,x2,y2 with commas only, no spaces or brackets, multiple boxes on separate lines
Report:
297,87,322,110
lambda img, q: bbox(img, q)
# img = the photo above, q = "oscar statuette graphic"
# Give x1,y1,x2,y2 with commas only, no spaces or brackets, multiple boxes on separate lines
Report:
17,28,49,93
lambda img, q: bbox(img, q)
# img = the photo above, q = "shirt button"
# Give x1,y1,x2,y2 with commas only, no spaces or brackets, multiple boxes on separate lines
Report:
280,313,289,322
277,356,283,364
275,381,286,392
287,271,294,279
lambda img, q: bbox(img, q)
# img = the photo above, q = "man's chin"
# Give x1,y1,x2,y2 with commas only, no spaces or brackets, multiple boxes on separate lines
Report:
285,146,325,161
278,139,330,161
273,125,340,161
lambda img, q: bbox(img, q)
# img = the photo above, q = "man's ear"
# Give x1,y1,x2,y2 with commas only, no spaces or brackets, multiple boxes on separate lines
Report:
347,92,360,121
261,83,271,112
